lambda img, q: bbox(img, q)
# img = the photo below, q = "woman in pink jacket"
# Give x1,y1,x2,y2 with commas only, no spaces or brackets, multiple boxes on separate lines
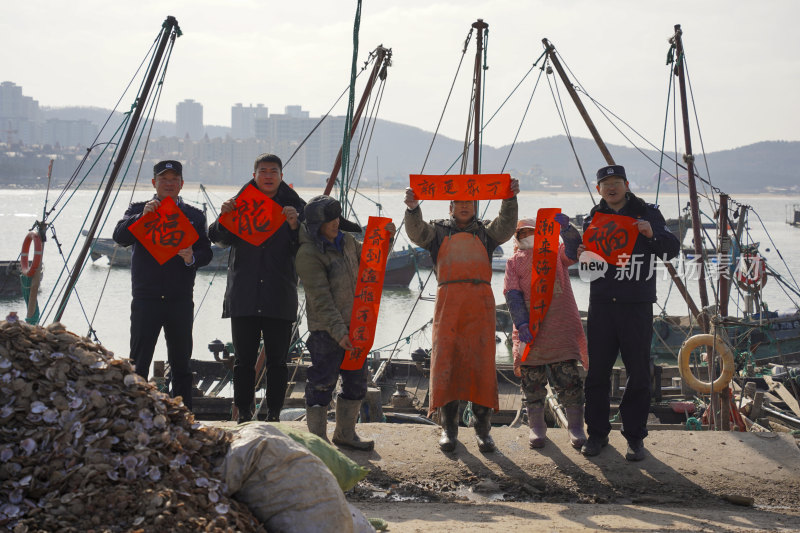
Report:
503,216,588,449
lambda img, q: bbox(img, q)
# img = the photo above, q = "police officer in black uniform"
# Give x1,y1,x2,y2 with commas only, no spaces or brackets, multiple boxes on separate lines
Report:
578,165,680,461
113,160,213,411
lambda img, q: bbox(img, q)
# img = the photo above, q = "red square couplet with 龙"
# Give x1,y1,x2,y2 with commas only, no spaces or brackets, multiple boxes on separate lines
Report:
129,196,199,265
218,184,287,246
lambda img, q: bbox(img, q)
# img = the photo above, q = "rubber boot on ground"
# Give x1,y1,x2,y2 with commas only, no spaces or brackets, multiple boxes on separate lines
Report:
438,401,460,452
526,404,547,449
472,404,496,453
565,405,587,449
332,397,374,451
305,405,329,442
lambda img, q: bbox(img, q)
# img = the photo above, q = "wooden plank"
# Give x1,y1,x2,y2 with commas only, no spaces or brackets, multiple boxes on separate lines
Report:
407,373,429,407
763,375,800,418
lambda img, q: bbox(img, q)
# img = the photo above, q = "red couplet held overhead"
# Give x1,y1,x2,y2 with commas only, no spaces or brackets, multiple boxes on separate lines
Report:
522,208,560,362
582,212,639,266
218,184,287,246
341,216,393,371
129,196,199,265
409,174,513,201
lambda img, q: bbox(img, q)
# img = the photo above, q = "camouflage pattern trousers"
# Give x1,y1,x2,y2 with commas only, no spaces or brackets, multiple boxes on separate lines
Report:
520,359,584,408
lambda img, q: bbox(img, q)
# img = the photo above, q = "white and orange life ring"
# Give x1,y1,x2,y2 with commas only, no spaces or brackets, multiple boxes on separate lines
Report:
678,334,735,394
734,253,767,292
20,231,43,277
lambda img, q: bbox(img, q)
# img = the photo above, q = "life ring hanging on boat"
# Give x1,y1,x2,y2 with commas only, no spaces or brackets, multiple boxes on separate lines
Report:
678,334,735,394
20,231,43,277
734,253,767,292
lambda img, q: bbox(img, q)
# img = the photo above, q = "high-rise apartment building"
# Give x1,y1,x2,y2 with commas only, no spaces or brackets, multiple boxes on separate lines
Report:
176,99,204,140
231,103,268,139
0,81,40,144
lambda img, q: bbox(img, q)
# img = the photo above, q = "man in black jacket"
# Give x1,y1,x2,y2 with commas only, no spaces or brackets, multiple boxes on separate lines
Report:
578,165,680,461
208,153,306,423
113,160,213,411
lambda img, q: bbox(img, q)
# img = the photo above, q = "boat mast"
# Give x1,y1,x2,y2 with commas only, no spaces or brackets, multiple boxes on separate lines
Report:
54,16,181,323
671,24,711,324
542,39,613,166
542,37,705,327
471,19,488,175
718,194,731,317
324,46,391,198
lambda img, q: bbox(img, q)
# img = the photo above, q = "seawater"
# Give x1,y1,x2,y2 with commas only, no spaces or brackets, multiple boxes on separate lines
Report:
2,185,799,376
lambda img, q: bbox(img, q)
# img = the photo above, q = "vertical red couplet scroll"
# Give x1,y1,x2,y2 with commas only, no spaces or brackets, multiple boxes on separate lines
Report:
128,196,199,264
522,208,560,362
341,216,393,371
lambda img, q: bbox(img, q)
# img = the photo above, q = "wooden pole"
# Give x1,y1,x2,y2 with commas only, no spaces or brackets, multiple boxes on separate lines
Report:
472,19,488,175
54,16,180,322
324,46,390,197
718,194,730,317
672,24,710,331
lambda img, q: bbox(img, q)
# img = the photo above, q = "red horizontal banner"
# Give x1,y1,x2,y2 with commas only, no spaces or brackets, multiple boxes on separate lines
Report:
409,174,513,201
129,196,199,265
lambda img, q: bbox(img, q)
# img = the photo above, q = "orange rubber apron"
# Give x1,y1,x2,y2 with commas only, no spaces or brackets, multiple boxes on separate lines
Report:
429,232,499,415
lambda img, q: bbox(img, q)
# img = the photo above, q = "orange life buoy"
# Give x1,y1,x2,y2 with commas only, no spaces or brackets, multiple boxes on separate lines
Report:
20,231,43,277
678,334,735,394
734,253,767,292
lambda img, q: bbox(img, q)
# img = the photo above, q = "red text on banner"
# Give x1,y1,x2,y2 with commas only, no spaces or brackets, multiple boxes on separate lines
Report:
129,196,199,265
582,212,639,266
218,184,287,246
341,216,393,371
522,208,561,362
409,174,513,201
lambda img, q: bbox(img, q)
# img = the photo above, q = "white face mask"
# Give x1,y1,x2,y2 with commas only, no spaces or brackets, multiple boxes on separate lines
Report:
518,235,535,249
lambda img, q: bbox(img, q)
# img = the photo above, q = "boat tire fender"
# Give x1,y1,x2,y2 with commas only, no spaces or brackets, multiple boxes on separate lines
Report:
678,334,735,394
20,231,43,277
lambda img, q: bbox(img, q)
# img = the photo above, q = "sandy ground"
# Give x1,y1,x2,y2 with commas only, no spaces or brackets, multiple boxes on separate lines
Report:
271,421,800,532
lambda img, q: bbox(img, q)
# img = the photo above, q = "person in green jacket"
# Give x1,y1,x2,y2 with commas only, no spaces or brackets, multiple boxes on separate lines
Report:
296,195,395,451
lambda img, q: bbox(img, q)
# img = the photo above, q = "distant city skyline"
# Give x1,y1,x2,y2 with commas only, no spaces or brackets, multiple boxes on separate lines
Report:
2,1,799,153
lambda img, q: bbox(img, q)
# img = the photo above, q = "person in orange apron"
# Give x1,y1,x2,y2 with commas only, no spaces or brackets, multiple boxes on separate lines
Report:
404,181,519,452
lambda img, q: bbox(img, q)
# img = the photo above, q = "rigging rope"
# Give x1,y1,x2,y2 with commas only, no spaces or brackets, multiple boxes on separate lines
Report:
545,59,595,206
339,0,362,213
284,52,375,169
419,27,474,174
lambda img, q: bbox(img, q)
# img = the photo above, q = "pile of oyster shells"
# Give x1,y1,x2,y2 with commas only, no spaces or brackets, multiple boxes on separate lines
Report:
0,318,265,532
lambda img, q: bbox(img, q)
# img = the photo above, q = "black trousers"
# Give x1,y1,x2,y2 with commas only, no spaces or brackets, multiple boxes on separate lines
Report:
230,316,293,417
584,301,653,442
130,297,194,411
304,330,368,407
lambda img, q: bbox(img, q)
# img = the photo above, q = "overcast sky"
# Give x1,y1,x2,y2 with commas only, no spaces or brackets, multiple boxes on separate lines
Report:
3,0,799,152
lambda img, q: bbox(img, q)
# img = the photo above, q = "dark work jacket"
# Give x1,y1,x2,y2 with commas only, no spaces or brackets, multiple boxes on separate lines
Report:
583,193,680,304
208,180,306,320
112,196,213,300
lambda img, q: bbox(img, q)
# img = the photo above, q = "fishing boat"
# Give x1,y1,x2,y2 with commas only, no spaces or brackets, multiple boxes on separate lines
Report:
787,204,800,228
0,260,22,299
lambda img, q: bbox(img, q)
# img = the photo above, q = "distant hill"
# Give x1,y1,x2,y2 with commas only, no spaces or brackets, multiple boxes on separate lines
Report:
366,120,800,193
30,107,800,193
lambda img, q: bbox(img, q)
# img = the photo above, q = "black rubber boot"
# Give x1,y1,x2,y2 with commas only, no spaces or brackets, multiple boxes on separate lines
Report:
472,404,496,453
438,401,460,452
581,435,609,457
